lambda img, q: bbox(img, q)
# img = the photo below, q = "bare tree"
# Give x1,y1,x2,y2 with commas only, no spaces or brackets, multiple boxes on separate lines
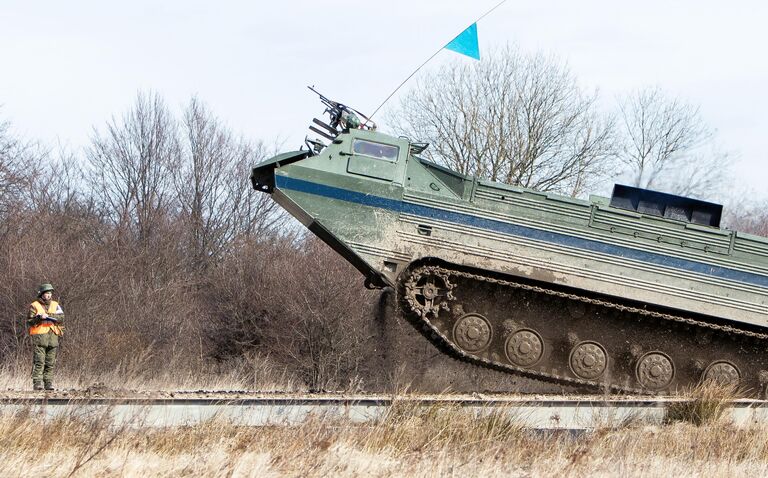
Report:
228,140,288,239
174,97,241,270
387,45,616,196
87,91,178,247
617,87,731,197
723,199,768,237
0,115,38,218
173,98,288,271
26,146,101,218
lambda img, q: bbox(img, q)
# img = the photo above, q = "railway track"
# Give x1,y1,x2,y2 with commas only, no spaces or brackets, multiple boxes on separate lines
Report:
2,391,768,429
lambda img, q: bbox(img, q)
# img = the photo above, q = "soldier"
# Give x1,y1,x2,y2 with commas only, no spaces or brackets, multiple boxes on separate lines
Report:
27,283,64,391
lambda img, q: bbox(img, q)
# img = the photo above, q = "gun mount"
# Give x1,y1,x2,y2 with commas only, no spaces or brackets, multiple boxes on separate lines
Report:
304,87,377,155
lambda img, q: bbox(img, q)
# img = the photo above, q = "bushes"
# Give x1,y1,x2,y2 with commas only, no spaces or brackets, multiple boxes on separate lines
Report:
0,204,378,389
205,236,378,390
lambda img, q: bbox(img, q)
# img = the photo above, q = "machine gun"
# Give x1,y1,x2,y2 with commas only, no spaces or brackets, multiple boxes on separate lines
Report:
305,87,376,154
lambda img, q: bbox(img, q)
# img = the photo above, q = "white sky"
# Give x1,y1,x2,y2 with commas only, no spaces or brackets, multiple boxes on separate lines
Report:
1,0,766,202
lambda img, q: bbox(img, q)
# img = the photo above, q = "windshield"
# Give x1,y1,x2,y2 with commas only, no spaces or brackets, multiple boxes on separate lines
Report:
353,139,399,161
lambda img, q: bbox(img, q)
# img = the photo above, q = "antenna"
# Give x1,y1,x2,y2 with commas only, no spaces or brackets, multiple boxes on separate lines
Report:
362,0,508,126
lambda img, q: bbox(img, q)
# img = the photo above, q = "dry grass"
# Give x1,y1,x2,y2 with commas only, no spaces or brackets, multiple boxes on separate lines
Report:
0,354,302,393
2,398,768,477
665,381,741,426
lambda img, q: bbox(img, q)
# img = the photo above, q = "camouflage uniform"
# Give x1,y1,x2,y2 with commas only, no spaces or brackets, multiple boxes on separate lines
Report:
28,284,64,390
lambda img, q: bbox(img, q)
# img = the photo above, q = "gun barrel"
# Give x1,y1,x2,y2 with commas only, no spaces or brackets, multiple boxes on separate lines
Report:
308,86,342,111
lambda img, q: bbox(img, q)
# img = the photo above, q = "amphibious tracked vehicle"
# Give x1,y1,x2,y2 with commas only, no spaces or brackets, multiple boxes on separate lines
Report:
251,91,768,396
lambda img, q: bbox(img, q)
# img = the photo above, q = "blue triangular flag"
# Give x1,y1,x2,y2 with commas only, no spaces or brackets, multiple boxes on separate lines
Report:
444,23,480,60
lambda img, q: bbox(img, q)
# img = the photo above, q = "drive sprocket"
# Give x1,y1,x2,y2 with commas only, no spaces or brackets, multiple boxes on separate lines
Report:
403,266,455,318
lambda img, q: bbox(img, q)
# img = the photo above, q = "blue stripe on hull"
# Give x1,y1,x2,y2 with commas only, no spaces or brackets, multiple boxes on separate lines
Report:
275,175,768,290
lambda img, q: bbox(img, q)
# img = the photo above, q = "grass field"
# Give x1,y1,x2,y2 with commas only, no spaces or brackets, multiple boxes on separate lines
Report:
1,384,767,477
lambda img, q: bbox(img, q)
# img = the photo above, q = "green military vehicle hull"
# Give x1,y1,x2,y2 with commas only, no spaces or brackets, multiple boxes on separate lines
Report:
252,94,768,396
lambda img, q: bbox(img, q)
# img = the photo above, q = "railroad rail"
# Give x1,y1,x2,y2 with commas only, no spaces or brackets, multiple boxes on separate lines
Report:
2,392,768,429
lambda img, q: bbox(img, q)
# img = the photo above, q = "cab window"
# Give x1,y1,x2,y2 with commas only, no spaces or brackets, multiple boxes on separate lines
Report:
353,139,399,161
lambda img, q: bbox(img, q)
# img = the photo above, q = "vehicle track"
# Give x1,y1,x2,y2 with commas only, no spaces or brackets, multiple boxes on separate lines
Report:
401,262,768,397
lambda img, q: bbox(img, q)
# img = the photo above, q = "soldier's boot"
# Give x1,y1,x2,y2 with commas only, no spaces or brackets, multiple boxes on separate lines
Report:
44,382,54,391
33,380,44,391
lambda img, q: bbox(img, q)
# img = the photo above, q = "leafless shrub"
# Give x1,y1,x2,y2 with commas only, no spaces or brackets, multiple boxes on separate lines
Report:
205,236,378,390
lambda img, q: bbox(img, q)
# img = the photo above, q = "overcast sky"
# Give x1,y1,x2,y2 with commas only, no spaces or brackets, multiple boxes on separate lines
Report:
1,0,766,201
